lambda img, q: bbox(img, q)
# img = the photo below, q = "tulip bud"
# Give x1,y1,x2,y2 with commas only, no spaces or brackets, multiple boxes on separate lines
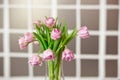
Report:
18,36,28,50
24,32,34,42
78,26,90,39
43,49,54,61
62,49,74,61
45,17,55,28
28,54,42,66
51,28,61,40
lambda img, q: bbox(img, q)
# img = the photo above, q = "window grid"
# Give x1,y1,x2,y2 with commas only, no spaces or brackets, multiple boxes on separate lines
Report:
118,0,120,79
0,0,119,80
99,0,106,80
3,0,10,80
76,0,80,80
27,0,33,79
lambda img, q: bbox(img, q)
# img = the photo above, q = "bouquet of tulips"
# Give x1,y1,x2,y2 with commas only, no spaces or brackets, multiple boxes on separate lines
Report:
18,17,90,80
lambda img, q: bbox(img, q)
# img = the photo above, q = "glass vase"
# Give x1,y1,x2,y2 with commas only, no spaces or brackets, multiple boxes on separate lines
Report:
44,60,65,80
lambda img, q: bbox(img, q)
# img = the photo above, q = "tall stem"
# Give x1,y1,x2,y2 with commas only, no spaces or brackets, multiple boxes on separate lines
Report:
45,62,47,80
48,47,65,80
48,61,54,80
55,51,62,80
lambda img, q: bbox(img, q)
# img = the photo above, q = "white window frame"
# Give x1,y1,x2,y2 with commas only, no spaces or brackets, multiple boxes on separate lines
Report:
0,0,119,80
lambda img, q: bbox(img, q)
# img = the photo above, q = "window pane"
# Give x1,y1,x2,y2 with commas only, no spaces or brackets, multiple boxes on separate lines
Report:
58,9,76,30
106,36,118,55
10,33,28,53
81,59,98,77
0,58,3,76
9,0,27,4
58,0,76,5
107,10,118,30
32,9,51,21
107,0,118,5
10,8,28,29
33,44,40,53
81,10,99,30
0,8,3,29
67,38,76,53
33,63,45,76
81,36,99,54
63,60,76,76
105,60,117,77
0,34,3,52
81,0,99,5
10,58,28,76
32,0,51,5
0,0,3,4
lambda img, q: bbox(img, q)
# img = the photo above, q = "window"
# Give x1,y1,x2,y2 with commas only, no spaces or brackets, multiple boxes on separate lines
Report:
0,0,119,80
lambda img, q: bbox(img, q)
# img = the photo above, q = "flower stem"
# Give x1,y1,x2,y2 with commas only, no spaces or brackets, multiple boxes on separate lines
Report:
48,61,54,80
55,57,61,80
55,48,64,80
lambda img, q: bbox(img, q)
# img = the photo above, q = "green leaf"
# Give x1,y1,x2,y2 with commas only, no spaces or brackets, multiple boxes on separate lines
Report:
62,28,78,45
35,25,46,39
38,34,48,49
33,31,48,49
56,23,61,29
33,32,45,50
46,27,50,45
35,25,41,34
57,28,78,51
60,21,68,38
48,40,54,49
53,39,61,52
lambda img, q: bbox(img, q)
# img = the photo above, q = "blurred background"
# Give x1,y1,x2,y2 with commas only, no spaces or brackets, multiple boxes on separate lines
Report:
0,0,120,80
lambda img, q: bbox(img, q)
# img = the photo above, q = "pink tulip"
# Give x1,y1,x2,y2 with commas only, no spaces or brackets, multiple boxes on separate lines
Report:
28,54,42,66
33,41,39,46
78,26,90,39
18,36,28,50
51,28,61,40
24,32,34,42
43,49,54,61
62,49,74,61
45,17,55,28
33,20,41,27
